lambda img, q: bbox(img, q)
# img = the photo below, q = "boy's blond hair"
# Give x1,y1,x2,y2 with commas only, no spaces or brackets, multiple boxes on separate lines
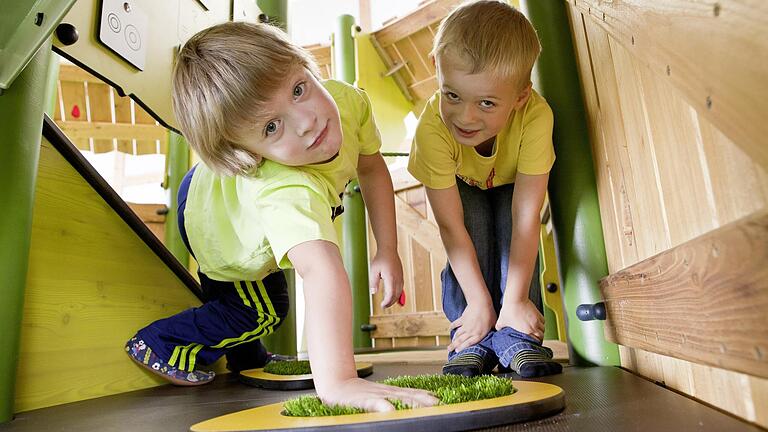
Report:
432,1,541,92
172,22,320,176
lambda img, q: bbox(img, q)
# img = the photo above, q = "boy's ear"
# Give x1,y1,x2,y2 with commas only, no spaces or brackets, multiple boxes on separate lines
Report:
514,83,533,109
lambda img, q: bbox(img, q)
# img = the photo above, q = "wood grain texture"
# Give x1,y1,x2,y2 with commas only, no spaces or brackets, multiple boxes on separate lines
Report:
600,210,768,378
14,140,202,412
372,0,461,47
569,0,768,169
370,312,450,338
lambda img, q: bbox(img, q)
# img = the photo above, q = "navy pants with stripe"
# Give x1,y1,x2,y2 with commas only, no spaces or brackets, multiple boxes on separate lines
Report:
135,166,290,372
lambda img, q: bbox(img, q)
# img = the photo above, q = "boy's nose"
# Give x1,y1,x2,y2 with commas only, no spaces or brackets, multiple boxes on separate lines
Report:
293,108,317,137
459,104,476,124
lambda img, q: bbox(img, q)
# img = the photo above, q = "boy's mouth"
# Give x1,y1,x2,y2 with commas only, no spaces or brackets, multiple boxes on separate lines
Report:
309,122,328,150
454,124,479,138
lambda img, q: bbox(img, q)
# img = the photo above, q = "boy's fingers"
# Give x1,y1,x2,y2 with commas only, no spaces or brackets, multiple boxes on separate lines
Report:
380,275,396,308
449,318,463,331
369,271,381,295
366,398,395,413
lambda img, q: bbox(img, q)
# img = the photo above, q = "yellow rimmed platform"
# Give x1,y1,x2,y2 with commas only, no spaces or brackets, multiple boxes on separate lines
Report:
238,362,374,390
191,380,564,431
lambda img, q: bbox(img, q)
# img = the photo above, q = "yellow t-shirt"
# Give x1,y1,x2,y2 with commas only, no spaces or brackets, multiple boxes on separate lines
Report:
184,80,381,281
408,90,555,190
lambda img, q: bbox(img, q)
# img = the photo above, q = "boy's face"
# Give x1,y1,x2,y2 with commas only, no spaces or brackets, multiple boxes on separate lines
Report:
242,67,342,166
436,54,531,148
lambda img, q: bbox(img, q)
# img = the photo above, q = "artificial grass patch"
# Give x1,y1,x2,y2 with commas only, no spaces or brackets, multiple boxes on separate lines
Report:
263,360,312,375
282,374,516,417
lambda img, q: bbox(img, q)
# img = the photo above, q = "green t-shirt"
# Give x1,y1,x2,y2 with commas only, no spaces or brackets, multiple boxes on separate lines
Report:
184,80,381,281
408,89,555,190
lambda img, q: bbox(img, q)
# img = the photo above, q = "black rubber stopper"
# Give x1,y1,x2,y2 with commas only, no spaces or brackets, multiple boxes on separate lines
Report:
576,302,606,321
56,23,79,46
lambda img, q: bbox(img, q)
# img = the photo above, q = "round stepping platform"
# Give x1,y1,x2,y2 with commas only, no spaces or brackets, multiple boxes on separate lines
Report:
191,380,564,432
238,362,374,390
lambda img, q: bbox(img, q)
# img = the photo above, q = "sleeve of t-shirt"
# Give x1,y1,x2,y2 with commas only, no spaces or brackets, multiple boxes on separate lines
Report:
517,98,556,175
407,110,458,190
354,87,382,155
257,182,339,270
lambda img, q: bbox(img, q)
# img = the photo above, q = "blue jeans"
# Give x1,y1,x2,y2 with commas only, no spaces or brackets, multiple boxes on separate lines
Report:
443,179,542,363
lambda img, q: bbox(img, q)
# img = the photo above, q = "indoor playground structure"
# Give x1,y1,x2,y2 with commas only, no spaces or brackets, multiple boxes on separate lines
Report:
1,0,766,431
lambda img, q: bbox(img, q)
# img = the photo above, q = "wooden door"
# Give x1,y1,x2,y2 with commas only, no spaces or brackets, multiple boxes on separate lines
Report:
368,168,450,348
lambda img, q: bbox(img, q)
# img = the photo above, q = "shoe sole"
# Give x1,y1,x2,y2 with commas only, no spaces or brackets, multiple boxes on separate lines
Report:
126,351,213,386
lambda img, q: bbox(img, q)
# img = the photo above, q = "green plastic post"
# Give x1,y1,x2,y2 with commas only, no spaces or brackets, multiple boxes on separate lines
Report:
165,132,190,267
0,41,54,423
334,15,372,349
256,0,288,30
521,0,619,366
255,0,297,356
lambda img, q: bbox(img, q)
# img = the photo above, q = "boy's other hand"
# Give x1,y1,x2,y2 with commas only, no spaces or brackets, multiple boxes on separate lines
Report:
319,377,438,412
496,299,544,341
369,250,404,309
447,300,495,353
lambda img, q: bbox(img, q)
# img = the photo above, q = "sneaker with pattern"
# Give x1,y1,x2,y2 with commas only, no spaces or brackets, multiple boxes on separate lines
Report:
125,336,214,386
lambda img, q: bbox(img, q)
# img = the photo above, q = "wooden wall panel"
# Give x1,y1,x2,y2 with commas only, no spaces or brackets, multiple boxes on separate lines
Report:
582,18,639,267
567,9,625,272
369,169,449,348
566,0,768,426
570,0,768,169
15,140,204,412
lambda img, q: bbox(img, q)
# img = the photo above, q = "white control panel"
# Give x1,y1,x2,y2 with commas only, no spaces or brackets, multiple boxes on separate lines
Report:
98,0,149,70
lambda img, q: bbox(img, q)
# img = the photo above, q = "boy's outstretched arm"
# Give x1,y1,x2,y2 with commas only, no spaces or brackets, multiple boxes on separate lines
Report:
357,152,403,308
288,240,438,411
425,186,496,353
496,172,549,341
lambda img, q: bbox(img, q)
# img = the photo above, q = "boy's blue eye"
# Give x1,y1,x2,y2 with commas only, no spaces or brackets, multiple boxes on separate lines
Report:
265,120,279,136
293,82,305,98
480,100,496,108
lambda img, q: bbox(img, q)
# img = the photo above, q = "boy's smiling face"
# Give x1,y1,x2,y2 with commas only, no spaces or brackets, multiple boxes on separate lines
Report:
242,67,342,166
436,54,531,150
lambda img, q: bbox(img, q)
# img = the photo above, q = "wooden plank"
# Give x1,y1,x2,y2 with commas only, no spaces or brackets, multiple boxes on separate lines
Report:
395,195,444,253
56,121,168,142
608,36,670,260
390,167,422,192
372,0,461,47
411,240,434,312
113,94,133,153
600,210,768,379
570,0,768,170
397,36,431,81
87,82,115,154
127,203,166,223
405,187,427,218
637,64,717,246
696,114,768,226
370,311,450,338
368,35,414,103
304,44,331,68
58,64,101,84
567,7,624,272
16,140,201,412
582,18,639,265
373,338,394,349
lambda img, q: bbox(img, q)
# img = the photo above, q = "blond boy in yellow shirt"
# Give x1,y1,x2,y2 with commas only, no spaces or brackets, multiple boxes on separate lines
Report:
408,1,562,377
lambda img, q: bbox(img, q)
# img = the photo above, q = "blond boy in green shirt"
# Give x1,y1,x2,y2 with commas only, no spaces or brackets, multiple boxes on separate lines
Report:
126,21,437,412
408,1,562,377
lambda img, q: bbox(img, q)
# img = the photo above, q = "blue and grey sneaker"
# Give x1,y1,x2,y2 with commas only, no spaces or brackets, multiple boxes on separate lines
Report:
125,336,214,386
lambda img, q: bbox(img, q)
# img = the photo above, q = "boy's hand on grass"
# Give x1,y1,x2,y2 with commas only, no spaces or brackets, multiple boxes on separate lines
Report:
447,300,496,353
496,299,545,341
369,250,404,308
319,377,438,412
